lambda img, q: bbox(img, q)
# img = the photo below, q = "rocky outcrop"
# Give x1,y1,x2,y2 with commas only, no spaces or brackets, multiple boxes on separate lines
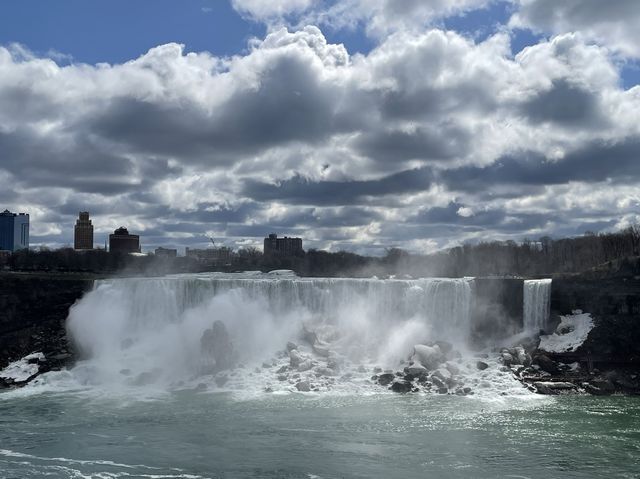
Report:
0,273,93,373
527,259,640,394
512,258,640,395
369,341,476,396
550,257,640,364
201,320,236,372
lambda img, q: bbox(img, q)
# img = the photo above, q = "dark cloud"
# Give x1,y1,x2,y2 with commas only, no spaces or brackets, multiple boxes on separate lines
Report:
380,83,496,120
0,85,61,123
0,128,140,194
411,202,506,226
441,137,640,192
518,79,604,127
353,123,471,163
310,207,384,227
89,55,340,164
244,168,434,205
175,203,261,224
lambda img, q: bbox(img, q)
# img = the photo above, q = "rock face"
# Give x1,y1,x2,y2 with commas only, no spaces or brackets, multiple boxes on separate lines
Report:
200,320,235,371
471,278,524,345
550,259,640,362
377,373,396,386
514,258,640,396
534,381,577,395
390,380,412,393
0,273,92,373
295,380,311,392
533,353,559,375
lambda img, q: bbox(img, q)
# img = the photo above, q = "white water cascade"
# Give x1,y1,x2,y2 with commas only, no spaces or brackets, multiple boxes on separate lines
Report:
523,279,552,333
64,273,474,391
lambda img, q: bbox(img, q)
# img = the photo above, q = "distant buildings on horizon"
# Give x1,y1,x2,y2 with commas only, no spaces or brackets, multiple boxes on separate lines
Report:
109,227,141,254
263,233,303,256
155,247,177,258
74,211,94,250
2,208,304,258
0,209,29,252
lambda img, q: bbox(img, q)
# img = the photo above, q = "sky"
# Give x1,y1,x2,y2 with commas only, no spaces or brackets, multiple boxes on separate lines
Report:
1,0,639,255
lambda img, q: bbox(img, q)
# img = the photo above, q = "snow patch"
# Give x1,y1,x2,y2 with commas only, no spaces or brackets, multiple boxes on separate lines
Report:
538,311,594,353
0,352,44,382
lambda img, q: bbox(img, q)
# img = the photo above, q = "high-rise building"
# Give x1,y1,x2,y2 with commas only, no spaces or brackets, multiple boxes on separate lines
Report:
74,211,94,250
0,209,29,252
263,233,303,256
108,227,140,253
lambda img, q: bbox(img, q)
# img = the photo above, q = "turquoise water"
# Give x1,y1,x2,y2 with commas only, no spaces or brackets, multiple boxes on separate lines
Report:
1,391,639,478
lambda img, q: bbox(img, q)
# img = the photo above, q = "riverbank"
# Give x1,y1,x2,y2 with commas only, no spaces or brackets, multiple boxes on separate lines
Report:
0,272,93,387
512,257,640,395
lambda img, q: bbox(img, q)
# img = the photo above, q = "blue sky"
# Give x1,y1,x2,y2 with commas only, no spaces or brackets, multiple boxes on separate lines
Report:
0,0,264,63
3,0,637,89
1,0,639,253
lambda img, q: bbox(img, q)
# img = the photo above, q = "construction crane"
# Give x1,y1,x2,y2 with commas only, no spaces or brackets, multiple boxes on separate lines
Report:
208,237,215,248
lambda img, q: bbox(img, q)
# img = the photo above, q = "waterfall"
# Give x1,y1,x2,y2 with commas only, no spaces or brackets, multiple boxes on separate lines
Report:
523,279,552,333
65,273,474,387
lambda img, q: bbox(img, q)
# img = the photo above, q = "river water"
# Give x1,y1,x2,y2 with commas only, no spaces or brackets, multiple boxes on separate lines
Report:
1,391,639,478
1,273,639,478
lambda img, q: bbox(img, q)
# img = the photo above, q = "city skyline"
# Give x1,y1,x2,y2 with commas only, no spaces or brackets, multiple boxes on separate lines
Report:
1,1,639,255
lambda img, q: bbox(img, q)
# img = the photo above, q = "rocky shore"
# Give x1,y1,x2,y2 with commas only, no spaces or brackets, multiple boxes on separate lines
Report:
0,272,93,389
520,257,640,396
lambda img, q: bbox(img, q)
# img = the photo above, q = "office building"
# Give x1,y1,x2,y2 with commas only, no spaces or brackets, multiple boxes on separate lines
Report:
0,209,29,252
155,247,177,258
109,227,140,253
263,233,303,256
74,211,94,250
186,247,232,263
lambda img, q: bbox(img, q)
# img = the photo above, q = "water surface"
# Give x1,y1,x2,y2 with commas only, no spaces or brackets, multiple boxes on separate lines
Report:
1,391,639,478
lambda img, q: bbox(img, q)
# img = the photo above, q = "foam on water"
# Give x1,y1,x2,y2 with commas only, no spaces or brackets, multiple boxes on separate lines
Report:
0,448,210,479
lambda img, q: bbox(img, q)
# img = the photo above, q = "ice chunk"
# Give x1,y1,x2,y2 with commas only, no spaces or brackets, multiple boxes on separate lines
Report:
539,312,594,353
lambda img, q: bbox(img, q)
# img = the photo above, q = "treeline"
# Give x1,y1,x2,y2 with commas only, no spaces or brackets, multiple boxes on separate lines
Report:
269,226,640,277
3,226,639,278
4,249,194,275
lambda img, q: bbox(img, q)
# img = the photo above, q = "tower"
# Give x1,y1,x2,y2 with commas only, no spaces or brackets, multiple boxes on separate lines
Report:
74,211,94,250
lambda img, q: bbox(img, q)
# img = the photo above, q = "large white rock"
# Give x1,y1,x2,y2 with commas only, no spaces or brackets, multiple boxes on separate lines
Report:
432,367,452,383
413,344,442,370
289,349,303,367
0,352,44,383
297,359,313,372
539,312,594,353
